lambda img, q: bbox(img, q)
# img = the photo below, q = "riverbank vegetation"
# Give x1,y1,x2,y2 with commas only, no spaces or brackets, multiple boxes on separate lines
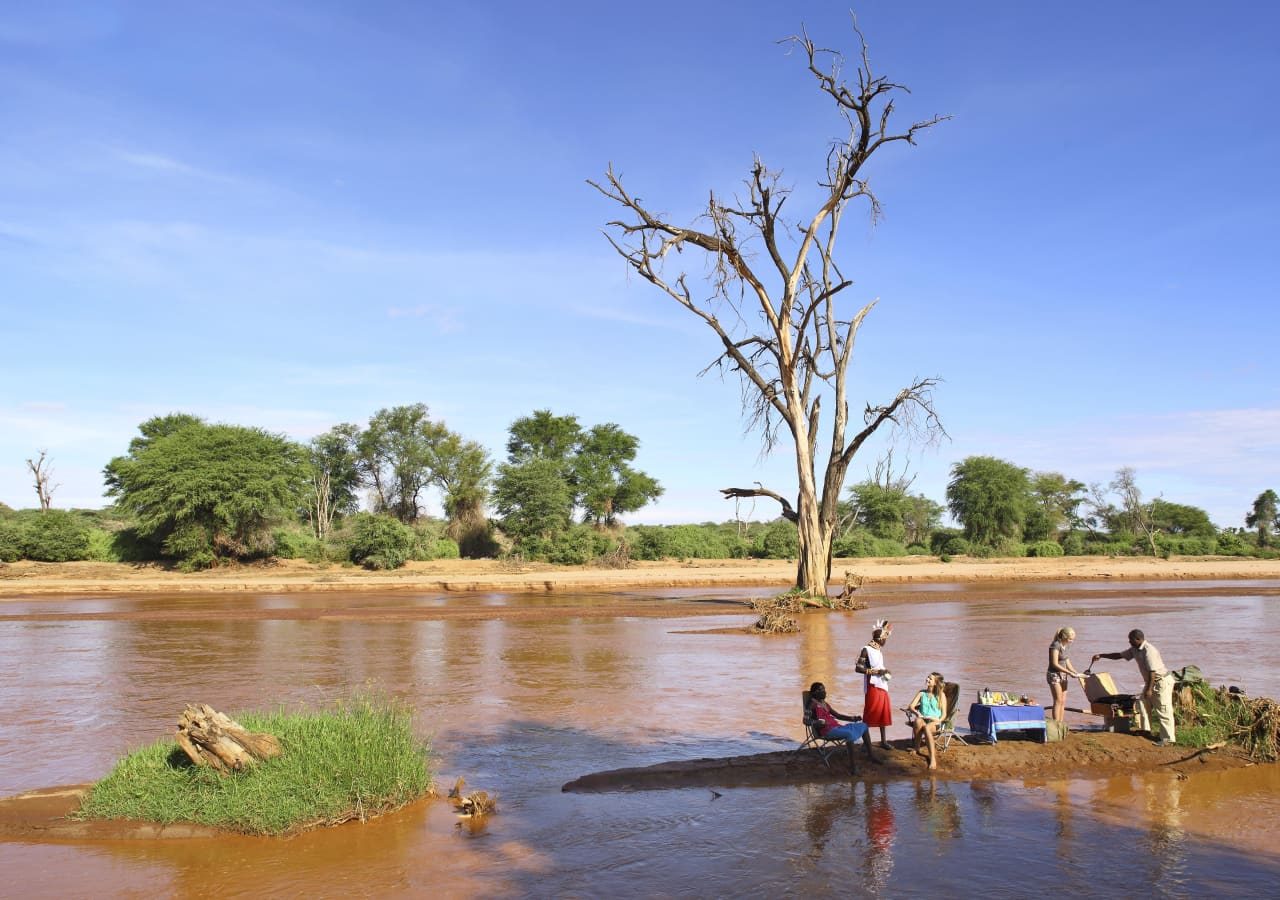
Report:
1176,683,1280,762
4,415,1277,574
74,696,432,835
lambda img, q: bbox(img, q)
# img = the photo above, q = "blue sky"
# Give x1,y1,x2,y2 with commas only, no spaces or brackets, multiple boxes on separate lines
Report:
2,1,1277,528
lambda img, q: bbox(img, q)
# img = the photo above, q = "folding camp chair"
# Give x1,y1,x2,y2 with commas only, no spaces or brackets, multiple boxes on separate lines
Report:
789,690,858,772
903,681,968,751
937,682,967,750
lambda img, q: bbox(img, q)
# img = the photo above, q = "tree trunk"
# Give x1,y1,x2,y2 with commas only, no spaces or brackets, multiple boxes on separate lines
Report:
175,704,282,774
795,502,831,597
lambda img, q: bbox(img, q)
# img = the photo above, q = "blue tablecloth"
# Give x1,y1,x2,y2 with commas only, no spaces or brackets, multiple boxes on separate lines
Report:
967,703,1047,743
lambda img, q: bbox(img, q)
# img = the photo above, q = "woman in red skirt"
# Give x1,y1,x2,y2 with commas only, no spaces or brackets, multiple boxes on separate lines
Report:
857,622,893,749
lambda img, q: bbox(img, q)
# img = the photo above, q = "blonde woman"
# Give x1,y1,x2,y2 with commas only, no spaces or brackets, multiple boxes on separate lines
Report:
1047,627,1086,722
907,672,947,771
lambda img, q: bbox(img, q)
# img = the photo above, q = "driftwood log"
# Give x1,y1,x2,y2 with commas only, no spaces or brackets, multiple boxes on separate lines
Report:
175,704,282,774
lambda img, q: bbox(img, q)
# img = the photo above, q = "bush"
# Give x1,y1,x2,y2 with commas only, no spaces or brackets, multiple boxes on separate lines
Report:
871,538,908,557
163,523,216,571
348,514,414,570
1060,531,1085,556
0,519,21,562
905,543,929,556
832,530,875,558
85,529,121,562
626,524,748,560
19,510,94,562
752,520,799,559
516,525,618,565
942,536,970,556
407,520,462,561
1027,540,1064,558
1216,530,1251,556
110,527,161,563
930,529,962,556
272,527,325,561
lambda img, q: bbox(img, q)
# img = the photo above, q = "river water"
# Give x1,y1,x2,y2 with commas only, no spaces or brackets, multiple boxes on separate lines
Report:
2,582,1279,897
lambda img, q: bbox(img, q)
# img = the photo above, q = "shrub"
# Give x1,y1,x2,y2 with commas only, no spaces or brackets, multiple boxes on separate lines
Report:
942,536,970,556
871,538,908,557
517,525,617,565
1027,540,1064,558
163,523,216,571
1061,531,1085,556
85,529,121,562
19,510,94,562
407,520,462,561
832,530,875,558
348,514,413,570
752,520,799,559
627,524,747,560
1216,530,1250,556
905,543,929,556
0,519,21,562
930,529,962,555
272,527,324,561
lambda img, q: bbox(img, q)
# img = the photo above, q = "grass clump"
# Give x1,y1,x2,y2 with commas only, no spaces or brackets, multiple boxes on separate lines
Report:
76,695,432,835
1175,682,1280,761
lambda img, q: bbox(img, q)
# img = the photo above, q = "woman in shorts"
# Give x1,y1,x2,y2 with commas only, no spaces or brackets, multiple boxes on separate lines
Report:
1047,626,1086,722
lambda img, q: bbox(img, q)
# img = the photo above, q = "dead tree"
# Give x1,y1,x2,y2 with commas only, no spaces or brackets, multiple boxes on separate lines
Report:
175,704,282,774
591,21,947,598
26,450,57,511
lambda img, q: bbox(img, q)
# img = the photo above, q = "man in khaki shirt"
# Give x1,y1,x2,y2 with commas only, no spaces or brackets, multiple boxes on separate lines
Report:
1093,629,1175,745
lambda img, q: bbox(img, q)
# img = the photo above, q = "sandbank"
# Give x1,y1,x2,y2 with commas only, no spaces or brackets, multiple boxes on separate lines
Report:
2,555,1279,598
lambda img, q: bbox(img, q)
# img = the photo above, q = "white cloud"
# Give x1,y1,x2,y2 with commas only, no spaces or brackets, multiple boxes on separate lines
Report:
386,304,462,333
112,150,238,184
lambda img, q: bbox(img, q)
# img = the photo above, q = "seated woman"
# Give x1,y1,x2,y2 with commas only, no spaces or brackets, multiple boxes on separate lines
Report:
807,682,875,762
907,672,947,771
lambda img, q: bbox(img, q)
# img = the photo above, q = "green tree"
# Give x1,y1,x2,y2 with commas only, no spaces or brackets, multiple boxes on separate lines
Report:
506,410,583,470
1025,472,1086,542
307,423,362,540
573,424,663,526
431,432,493,556
492,457,574,546
104,415,309,567
902,493,944,547
946,456,1031,546
1149,499,1216,538
357,405,449,523
1246,489,1279,547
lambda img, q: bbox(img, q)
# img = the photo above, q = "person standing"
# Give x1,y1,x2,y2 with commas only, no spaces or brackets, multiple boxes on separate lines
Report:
857,622,893,749
1092,629,1176,746
1047,627,1087,723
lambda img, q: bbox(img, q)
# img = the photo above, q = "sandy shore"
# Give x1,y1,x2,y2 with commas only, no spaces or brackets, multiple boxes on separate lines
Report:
2,555,1279,597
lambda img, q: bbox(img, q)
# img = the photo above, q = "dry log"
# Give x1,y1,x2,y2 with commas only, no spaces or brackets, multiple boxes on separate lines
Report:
176,704,282,774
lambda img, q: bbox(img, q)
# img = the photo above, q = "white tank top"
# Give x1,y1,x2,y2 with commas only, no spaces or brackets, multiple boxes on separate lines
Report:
864,644,888,690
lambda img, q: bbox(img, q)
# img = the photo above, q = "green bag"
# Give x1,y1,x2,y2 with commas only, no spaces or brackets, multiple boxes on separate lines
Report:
1173,664,1205,686
1044,719,1068,742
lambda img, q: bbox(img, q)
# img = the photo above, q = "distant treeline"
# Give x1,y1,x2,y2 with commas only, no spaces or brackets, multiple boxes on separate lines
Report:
3,410,1277,569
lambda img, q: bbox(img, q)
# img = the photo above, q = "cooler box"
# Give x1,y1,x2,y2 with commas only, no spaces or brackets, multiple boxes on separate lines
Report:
1083,673,1120,702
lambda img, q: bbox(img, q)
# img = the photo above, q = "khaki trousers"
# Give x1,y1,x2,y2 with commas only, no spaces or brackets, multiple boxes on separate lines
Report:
1150,672,1176,742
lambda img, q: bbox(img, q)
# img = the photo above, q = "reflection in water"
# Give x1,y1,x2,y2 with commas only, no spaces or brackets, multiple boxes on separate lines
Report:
863,782,896,892
3,584,1280,896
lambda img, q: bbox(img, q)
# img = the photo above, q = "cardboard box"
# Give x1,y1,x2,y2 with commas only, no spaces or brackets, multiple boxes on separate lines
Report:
1083,673,1119,702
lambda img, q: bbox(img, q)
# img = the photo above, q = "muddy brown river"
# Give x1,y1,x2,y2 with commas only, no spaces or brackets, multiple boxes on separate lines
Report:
3,582,1279,897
